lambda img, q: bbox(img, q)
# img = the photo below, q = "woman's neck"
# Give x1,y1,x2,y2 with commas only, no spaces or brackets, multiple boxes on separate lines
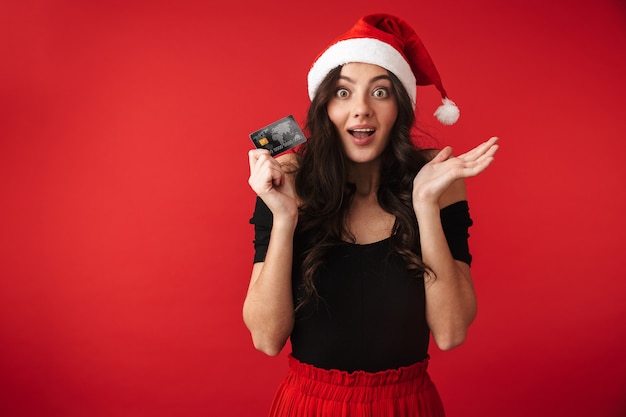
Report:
347,160,381,197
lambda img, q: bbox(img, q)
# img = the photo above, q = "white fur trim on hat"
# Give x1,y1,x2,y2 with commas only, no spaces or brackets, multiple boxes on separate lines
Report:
307,38,417,108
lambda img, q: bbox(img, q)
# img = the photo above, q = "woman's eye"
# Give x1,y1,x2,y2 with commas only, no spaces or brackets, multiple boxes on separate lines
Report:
336,88,350,98
373,88,389,98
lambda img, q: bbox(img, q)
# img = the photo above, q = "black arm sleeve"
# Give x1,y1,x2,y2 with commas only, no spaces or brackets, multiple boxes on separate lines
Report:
440,200,473,266
249,197,273,263
250,197,474,266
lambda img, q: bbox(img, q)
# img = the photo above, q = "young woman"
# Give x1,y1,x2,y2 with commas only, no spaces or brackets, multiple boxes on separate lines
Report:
244,13,499,417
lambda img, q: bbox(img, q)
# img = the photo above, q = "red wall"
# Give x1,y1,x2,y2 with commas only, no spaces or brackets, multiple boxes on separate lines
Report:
1,1,625,416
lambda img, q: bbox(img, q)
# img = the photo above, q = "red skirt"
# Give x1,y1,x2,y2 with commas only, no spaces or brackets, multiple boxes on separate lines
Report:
268,355,445,417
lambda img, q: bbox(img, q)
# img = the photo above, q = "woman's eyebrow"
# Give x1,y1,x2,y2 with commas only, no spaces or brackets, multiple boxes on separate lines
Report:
338,74,392,84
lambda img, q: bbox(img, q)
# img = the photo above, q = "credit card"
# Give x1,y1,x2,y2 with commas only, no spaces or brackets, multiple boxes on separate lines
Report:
249,115,307,156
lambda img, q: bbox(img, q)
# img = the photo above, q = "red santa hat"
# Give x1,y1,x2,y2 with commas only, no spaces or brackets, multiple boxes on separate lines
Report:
307,13,460,125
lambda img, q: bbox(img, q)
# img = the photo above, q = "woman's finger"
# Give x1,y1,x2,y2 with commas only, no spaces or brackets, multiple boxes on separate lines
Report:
458,137,499,161
431,146,453,164
248,148,272,172
248,150,287,193
460,151,496,178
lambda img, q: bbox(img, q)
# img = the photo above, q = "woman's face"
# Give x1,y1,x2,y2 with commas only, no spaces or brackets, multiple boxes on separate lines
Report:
326,62,398,165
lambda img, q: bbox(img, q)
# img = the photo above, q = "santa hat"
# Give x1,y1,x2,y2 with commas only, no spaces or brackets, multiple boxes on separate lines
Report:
307,13,460,125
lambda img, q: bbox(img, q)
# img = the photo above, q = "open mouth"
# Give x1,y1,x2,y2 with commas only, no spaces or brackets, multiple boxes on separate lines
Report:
348,128,375,139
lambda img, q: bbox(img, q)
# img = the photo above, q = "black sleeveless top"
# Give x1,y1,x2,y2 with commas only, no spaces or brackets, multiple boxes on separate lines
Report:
250,197,473,373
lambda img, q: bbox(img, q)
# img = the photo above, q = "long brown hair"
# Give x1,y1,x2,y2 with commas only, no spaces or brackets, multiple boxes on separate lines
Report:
293,66,432,311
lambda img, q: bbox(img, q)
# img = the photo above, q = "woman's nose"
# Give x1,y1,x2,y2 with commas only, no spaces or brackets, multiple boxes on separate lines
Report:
352,93,372,118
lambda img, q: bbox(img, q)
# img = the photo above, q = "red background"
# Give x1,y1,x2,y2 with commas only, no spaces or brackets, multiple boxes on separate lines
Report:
1,0,625,416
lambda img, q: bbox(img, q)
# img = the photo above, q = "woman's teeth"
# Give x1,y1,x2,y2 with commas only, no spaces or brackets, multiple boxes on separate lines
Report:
350,129,374,139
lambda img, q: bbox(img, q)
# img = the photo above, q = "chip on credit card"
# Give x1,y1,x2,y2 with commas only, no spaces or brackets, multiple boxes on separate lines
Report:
249,115,307,157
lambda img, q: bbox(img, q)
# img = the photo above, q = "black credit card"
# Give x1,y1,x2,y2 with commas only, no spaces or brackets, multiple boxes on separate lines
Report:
249,115,307,156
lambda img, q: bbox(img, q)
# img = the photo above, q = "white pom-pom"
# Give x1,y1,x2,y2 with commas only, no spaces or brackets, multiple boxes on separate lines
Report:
434,97,460,125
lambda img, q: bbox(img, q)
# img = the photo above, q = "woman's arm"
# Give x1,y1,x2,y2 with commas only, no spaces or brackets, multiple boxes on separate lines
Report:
413,137,498,350
243,226,296,356
415,179,476,350
242,150,298,356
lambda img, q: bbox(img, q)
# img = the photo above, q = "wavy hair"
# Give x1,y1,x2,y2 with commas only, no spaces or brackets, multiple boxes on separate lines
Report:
293,66,432,311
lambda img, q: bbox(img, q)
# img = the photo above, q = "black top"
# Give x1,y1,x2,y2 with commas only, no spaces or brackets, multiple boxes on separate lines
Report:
250,197,473,373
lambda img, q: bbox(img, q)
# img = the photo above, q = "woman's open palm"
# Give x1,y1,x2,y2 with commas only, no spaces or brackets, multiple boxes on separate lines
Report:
413,137,499,206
